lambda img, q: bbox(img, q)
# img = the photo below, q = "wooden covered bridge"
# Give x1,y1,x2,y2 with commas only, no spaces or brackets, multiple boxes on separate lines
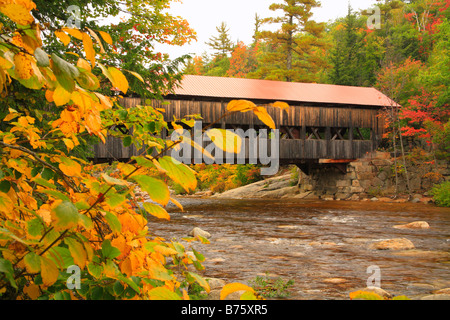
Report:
93,75,396,170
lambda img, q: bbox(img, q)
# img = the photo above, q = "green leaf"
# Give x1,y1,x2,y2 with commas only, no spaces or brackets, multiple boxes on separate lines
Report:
105,192,126,209
118,275,141,294
158,156,197,193
53,201,80,229
34,48,49,67
27,218,43,237
192,248,205,262
0,180,11,193
87,262,103,279
143,202,170,220
104,211,122,233
41,189,70,202
113,281,125,296
0,258,17,289
32,177,56,189
47,247,74,269
101,239,121,259
123,136,132,148
24,252,41,273
131,175,170,206
147,287,181,300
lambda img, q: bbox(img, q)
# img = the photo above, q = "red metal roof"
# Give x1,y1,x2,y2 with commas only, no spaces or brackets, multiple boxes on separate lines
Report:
172,75,399,108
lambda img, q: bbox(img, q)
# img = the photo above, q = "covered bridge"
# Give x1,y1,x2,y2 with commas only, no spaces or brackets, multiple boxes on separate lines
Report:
93,75,396,167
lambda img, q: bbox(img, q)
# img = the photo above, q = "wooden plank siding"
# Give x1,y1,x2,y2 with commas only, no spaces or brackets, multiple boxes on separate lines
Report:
92,97,384,163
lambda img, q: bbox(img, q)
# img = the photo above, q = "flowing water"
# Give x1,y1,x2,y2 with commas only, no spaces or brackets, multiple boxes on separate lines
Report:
147,198,450,300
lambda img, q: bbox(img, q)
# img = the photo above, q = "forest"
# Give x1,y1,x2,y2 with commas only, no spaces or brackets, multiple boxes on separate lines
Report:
0,0,448,302
185,0,449,162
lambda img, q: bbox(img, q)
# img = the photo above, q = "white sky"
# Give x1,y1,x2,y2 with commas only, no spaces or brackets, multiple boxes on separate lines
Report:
156,0,379,59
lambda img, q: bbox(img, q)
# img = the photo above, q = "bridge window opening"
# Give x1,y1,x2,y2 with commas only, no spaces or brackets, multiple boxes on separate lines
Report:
353,128,372,140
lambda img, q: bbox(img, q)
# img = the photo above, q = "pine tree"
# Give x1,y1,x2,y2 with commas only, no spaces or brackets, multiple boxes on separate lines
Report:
206,22,234,57
251,0,327,82
328,5,366,86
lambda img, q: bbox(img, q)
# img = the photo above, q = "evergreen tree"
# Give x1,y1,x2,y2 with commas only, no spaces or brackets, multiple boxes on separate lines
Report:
328,6,366,86
206,22,234,57
251,0,327,82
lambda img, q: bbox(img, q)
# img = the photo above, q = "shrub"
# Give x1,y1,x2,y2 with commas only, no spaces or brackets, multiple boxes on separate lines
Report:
431,181,450,207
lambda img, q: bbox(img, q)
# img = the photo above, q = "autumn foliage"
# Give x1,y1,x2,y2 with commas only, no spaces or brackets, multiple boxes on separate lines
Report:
0,0,288,300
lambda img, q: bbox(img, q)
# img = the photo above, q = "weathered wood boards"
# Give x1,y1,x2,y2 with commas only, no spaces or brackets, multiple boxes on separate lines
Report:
92,97,384,162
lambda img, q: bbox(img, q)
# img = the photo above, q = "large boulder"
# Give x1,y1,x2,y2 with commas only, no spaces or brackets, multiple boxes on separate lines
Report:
188,227,211,239
393,221,430,229
369,238,415,250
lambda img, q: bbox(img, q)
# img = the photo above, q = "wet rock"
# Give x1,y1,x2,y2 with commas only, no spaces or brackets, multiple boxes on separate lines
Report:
392,250,450,259
362,286,392,299
369,238,415,250
420,294,450,300
323,278,348,284
433,288,450,295
206,278,226,290
188,227,211,239
393,221,430,229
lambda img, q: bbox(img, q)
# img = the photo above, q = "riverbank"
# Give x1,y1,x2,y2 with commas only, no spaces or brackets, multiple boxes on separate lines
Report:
177,151,448,205
178,172,435,205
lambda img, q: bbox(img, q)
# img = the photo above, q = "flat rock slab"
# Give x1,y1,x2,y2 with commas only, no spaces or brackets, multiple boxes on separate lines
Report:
393,221,430,229
369,238,415,250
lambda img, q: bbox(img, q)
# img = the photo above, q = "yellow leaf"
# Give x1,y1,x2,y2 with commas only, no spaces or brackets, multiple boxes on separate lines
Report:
101,173,128,186
227,100,256,112
120,257,133,277
53,85,71,106
253,107,276,129
123,69,144,83
40,256,59,287
349,290,384,300
272,101,290,111
0,191,14,215
76,58,91,72
81,32,95,66
65,238,87,269
63,138,75,151
220,283,255,300
98,30,113,45
153,245,178,256
86,27,105,54
158,156,197,193
148,287,181,300
55,30,70,46
143,202,170,221
108,67,128,94
13,52,33,80
62,27,83,40
206,128,242,154
94,92,113,109
169,197,183,211
0,0,36,26
59,157,82,178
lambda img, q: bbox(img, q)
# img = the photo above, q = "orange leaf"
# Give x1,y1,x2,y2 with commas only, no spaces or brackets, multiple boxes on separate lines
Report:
55,30,70,46
227,100,256,112
253,107,276,129
98,30,113,45
40,256,59,287
82,32,96,66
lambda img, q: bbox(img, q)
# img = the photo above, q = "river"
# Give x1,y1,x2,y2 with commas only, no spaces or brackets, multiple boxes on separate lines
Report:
147,198,450,300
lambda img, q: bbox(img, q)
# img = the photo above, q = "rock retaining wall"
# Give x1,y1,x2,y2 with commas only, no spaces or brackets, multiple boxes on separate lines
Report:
298,151,449,201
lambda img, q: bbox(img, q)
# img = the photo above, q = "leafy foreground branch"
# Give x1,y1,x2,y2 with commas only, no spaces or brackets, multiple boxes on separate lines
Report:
0,0,290,300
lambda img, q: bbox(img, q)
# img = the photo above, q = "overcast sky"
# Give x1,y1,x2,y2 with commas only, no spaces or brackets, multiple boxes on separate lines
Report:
155,0,379,59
